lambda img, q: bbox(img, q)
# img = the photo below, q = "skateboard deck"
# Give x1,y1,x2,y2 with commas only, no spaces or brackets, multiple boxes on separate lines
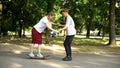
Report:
28,55,46,60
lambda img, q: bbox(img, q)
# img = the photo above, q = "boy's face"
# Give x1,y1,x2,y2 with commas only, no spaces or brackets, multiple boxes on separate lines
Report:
49,15,55,20
61,12,67,17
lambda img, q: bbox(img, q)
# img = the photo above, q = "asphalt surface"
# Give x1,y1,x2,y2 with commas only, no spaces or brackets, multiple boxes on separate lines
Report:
0,43,120,68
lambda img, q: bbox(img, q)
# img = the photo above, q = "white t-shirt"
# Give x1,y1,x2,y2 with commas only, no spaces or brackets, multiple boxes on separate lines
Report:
33,16,49,33
65,15,76,36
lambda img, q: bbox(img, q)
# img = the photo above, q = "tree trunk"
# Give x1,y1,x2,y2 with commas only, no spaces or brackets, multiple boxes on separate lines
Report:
0,1,2,37
18,21,23,38
97,30,101,36
108,0,116,46
102,25,106,40
45,1,54,45
86,16,92,38
23,26,25,37
18,0,25,38
86,2,93,38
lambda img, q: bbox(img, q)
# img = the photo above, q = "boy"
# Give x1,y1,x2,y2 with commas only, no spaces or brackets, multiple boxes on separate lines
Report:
28,12,57,58
60,8,76,61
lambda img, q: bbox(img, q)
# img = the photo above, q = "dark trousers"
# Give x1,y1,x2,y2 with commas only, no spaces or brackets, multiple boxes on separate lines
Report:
64,35,74,57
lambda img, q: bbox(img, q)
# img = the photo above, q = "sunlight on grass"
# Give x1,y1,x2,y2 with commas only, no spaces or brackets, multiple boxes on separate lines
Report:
116,40,120,46
12,50,22,54
0,36,120,54
72,37,107,46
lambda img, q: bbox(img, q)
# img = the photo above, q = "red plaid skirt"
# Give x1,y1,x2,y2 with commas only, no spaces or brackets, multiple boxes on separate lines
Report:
32,28,42,44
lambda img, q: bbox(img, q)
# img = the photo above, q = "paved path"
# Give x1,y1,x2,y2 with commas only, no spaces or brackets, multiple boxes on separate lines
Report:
0,43,120,68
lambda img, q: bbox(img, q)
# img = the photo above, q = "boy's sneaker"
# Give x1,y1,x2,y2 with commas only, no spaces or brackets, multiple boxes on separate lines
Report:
28,53,35,57
36,54,44,58
62,56,72,61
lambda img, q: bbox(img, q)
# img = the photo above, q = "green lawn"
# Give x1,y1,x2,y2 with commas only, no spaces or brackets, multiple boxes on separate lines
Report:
50,36,120,54
0,36,120,54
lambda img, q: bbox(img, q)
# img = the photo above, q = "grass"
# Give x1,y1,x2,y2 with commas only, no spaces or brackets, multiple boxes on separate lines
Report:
50,36,107,46
0,36,120,54
50,36,120,54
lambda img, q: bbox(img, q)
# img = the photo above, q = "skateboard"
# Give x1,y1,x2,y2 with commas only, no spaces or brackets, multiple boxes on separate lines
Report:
28,55,46,60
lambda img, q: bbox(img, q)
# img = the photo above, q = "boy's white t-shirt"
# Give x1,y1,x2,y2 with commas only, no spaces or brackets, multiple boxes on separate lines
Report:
65,15,76,36
33,16,49,33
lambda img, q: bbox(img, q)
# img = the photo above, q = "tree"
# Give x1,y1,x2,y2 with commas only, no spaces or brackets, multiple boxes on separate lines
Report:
18,0,27,37
45,0,57,45
1,0,120,40
108,0,116,46
2,0,45,37
116,0,120,35
81,0,96,38
0,0,2,37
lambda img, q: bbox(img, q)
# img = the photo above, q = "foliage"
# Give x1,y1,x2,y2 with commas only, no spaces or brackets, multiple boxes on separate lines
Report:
1,0,120,36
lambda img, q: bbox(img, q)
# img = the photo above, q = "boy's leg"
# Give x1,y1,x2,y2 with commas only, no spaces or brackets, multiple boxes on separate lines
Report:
67,35,74,57
29,28,35,57
64,37,70,57
30,44,34,52
28,44,35,57
37,44,44,58
37,44,42,54
63,35,74,61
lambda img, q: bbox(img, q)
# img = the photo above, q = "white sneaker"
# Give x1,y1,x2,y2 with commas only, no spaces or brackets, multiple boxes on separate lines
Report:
36,54,44,58
28,53,35,57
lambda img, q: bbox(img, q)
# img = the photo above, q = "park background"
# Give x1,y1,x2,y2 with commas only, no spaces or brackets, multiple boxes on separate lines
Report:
0,0,120,53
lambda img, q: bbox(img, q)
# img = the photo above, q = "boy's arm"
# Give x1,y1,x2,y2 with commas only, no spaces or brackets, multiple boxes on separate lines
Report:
52,22,65,27
60,26,67,30
46,22,57,32
46,22,55,31
58,26,67,33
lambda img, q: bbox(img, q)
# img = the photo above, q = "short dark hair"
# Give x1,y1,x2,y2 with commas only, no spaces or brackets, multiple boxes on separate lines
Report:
47,12,55,16
60,8,69,13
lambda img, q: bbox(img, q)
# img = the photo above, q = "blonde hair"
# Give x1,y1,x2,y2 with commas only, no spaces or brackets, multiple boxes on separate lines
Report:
47,12,55,16
60,8,69,13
